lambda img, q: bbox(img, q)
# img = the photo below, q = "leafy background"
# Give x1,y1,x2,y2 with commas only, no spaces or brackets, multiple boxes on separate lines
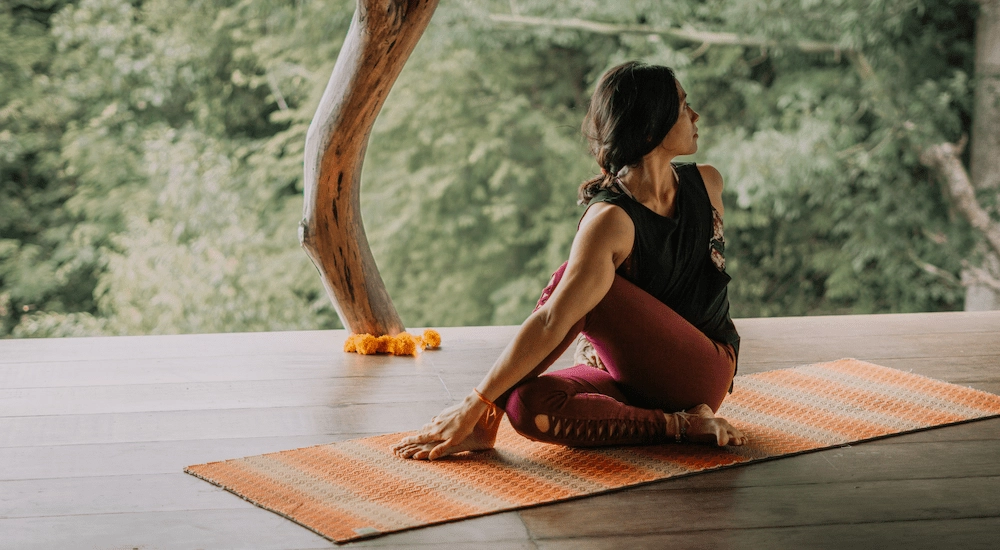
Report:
0,0,981,337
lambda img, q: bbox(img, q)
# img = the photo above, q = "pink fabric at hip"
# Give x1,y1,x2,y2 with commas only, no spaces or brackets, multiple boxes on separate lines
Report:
499,262,736,447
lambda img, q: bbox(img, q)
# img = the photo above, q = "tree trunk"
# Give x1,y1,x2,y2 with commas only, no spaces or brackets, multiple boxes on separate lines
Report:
965,0,1000,310
300,0,438,335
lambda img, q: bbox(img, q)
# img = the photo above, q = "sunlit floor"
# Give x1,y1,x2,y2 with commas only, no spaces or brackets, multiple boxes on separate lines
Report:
2,311,999,549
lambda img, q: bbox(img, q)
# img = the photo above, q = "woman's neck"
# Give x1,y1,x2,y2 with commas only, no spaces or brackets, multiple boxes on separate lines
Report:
620,150,680,217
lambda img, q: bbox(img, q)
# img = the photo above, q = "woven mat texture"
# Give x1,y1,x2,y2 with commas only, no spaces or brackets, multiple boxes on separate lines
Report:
185,359,1000,543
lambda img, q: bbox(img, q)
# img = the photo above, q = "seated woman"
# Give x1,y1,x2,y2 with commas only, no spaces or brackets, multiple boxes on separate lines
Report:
393,61,746,461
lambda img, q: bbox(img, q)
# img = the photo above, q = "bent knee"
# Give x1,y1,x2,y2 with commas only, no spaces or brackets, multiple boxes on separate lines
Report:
506,377,569,439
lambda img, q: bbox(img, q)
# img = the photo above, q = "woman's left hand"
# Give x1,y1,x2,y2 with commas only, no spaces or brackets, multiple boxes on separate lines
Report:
391,393,498,460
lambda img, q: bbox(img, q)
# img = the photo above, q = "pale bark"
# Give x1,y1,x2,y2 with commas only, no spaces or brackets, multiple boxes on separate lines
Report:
965,0,1000,310
972,0,1000,191
920,140,1000,258
300,0,438,335
964,260,1000,292
920,139,1000,310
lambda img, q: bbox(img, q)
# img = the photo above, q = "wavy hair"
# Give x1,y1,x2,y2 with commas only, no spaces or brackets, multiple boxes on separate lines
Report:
578,62,680,204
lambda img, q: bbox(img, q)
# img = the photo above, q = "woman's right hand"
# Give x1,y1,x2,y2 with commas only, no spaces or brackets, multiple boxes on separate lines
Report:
391,392,498,460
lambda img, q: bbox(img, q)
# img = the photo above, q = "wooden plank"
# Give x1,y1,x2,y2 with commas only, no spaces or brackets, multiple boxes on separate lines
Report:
0,473,245,518
0,435,356,480
0,326,521,364
733,310,1000,339
740,355,1000,385
534,517,1000,550
0,348,511,390
0,355,438,389
0,508,333,550
343,517,536,550
0,401,451,448
737,332,1000,365
0,508,532,550
0,329,347,364
0,338,513,389
0,375,449,416
874,416,1000,444
971,381,1000,394
519,475,1000,539
632,431,1000,490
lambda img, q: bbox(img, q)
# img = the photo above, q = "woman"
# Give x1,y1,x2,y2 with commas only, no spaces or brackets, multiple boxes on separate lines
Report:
393,61,746,461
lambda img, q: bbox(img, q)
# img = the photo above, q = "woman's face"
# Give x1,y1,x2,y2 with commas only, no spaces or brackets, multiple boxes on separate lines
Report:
658,80,700,157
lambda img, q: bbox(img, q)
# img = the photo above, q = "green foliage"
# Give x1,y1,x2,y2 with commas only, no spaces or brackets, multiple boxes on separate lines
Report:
690,0,979,315
0,0,983,337
2,0,345,336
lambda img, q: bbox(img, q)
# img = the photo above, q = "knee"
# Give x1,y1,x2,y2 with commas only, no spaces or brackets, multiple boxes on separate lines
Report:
505,377,569,439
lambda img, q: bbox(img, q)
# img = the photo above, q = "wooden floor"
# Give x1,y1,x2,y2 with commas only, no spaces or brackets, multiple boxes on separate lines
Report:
2,311,999,549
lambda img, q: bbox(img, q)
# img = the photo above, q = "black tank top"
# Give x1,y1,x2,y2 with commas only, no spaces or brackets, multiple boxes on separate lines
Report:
587,162,741,360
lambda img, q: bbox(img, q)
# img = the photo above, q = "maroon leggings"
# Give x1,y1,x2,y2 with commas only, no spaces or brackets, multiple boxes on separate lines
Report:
498,262,736,447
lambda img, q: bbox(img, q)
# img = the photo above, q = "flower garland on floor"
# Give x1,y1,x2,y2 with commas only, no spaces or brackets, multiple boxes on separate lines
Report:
343,329,442,356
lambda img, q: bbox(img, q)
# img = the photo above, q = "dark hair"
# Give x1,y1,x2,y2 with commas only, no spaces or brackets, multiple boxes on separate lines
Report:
578,62,680,204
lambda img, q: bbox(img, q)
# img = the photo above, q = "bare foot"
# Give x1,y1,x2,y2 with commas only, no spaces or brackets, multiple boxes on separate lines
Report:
672,403,747,446
392,415,500,460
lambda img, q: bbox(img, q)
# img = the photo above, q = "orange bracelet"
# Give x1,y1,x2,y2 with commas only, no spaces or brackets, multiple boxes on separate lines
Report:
472,388,499,427
472,388,494,406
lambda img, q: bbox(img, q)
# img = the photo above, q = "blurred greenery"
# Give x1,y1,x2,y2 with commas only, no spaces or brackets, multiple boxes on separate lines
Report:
0,0,982,337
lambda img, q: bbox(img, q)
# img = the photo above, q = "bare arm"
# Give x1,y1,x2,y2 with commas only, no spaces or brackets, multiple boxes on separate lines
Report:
697,164,726,215
475,203,634,401
394,202,634,459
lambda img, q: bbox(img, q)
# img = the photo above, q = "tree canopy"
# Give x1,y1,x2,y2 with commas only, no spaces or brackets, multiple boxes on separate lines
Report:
0,0,983,337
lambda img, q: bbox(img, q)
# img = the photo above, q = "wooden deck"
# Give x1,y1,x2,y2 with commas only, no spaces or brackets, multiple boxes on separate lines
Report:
2,311,999,549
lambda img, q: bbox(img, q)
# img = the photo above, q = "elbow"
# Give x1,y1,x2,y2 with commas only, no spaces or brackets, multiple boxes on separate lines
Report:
533,305,574,339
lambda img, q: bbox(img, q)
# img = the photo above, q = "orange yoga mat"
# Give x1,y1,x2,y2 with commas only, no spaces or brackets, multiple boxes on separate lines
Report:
185,359,1000,544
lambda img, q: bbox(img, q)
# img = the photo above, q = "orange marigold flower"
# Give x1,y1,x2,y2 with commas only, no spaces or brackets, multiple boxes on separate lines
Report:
343,334,362,353
344,331,436,357
392,332,418,356
356,334,379,355
376,335,394,354
421,329,442,349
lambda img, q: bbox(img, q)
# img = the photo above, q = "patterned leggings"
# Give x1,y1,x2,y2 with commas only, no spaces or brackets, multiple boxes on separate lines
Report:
497,262,736,447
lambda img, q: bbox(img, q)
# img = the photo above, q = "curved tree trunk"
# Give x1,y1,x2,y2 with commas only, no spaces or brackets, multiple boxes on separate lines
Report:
966,0,1000,310
922,1,1000,310
300,0,438,335
972,0,1000,192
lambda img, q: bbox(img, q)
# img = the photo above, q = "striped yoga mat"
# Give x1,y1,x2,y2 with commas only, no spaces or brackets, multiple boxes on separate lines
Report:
185,359,1000,544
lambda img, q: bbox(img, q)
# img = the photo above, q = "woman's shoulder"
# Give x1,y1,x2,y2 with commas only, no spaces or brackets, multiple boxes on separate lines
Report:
673,162,722,186
675,162,725,214
695,164,724,191
577,199,635,269
587,186,627,205
581,198,632,228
